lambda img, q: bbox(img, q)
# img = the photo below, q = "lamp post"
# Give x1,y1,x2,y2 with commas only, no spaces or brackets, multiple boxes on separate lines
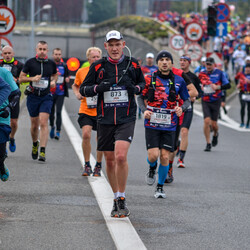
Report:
29,0,52,58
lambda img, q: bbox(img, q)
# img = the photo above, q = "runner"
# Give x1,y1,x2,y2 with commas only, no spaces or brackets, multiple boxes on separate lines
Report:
79,30,145,217
141,52,158,77
199,57,230,152
235,63,250,128
194,56,206,75
19,41,58,162
0,45,24,153
72,47,104,176
137,50,190,198
0,67,21,181
49,48,70,140
176,55,202,168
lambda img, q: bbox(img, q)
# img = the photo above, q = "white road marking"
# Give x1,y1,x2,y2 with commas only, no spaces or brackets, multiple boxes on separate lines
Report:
193,106,250,132
62,106,147,250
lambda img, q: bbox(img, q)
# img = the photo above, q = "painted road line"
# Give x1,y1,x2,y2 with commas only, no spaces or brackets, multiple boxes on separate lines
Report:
62,106,147,250
193,107,250,132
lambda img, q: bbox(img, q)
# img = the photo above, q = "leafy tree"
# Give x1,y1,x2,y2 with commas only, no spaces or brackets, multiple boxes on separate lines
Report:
87,0,117,24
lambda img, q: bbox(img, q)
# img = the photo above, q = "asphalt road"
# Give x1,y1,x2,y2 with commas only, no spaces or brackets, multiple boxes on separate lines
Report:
1,90,250,250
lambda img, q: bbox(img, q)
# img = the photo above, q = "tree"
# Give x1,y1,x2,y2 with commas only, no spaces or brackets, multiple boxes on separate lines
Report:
87,0,116,24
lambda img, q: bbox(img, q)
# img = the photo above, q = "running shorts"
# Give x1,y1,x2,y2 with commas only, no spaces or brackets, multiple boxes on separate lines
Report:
181,109,193,129
97,121,135,151
202,99,221,121
145,128,175,152
78,113,97,131
10,100,20,119
27,94,53,117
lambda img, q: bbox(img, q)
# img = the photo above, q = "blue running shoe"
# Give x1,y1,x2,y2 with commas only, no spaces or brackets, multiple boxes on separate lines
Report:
246,125,249,129
0,165,9,182
9,138,16,152
240,123,244,128
50,127,55,139
54,131,60,140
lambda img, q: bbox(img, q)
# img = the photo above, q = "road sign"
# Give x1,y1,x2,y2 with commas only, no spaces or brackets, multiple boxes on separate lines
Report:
169,34,185,50
185,43,203,61
206,52,223,65
217,3,230,22
216,22,227,37
67,57,80,71
0,36,12,48
0,6,16,35
185,22,204,42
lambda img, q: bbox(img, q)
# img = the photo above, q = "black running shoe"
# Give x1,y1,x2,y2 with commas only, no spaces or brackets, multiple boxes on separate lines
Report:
32,141,39,160
212,133,219,147
117,197,130,217
93,165,101,177
111,199,118,217
204,143,211,152
82,164,92,176
38,152,46,162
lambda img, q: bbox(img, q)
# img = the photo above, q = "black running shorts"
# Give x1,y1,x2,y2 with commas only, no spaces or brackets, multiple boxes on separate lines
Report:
202,99,221,121
10,100,20,119
97,121,135,151
181,109,193,129
145,128,175,152
78,113,97,131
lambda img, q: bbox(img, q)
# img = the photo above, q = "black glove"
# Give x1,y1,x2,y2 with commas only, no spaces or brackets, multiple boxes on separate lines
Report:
124,80,140,95
0,106,11,118
95,80,111,93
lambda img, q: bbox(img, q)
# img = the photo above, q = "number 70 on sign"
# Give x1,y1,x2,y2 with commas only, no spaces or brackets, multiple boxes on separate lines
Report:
169,34,186,50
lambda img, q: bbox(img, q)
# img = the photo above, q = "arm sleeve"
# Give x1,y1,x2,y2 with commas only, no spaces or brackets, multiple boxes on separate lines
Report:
181,99,191,112
137,94,147,113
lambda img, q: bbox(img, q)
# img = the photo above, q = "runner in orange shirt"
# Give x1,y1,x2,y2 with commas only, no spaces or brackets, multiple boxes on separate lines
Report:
72,47,103,176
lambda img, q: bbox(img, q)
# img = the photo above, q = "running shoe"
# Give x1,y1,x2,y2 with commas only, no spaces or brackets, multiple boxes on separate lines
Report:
117,197,130,217
246,125,249,129
154,185,166,199
82,164,92,176
204,143,211,152
0,165,9,182
111,199,119,218
31,141,39,160
93,165,101,177
165,166,174,183
9,138,16,153
50,127,55,139
212,133,219,147
54,131,60,140
240,123,244,128
146,165,157,185
177,159,185,168
38,152,46,162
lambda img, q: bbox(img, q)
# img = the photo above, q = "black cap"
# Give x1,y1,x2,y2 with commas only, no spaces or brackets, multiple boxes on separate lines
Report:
156,50,173,63
206,57,215,64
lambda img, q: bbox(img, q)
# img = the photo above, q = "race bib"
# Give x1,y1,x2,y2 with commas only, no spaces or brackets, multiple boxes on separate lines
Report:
242,94,250,102
86,96,97,108
57,76,64,84
103,86,128,107
2,64,12,72
149,107,174,128
33,77,49,89
203,85,215,94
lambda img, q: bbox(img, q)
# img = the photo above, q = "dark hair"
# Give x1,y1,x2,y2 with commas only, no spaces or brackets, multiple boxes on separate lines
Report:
37,41,47,45
245,63,250,68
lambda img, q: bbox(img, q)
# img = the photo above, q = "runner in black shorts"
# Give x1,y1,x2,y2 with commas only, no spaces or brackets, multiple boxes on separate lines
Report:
19,41,58,162
0,45,24,153
80,30,145,217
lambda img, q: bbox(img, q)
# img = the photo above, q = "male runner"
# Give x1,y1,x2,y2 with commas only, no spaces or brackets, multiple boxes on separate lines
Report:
19,41,58,162
141,52,158,76
80,30,145,217
0,45,24,152
49,48,70,140
199,57,230,151
137,50,190,198
72,47,103,176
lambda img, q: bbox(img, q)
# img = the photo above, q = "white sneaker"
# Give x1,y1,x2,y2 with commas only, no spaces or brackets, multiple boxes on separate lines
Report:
154,185,166,199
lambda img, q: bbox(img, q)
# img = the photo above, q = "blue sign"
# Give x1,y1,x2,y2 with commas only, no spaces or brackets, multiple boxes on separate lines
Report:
216,22,227,37
217,3,230,22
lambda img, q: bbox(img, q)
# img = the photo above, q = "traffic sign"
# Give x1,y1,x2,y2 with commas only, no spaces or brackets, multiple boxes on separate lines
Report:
185,43,203,61
169,34,185,50
0,6,16,35
185,22,204,42
0,36,12,48
217,3,230,22
216,22,227,37
67,57,80,71
206,52,223,65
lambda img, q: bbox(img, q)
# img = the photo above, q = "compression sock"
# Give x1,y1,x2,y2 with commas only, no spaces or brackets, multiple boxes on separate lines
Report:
158,164,169,185
179,150,186,161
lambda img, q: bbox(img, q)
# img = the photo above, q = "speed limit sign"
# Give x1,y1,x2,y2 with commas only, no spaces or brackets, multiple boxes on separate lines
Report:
185,43,203,61
169,34,185,50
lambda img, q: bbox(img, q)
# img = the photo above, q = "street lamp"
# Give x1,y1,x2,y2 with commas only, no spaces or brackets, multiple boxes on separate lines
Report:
29,0,52,58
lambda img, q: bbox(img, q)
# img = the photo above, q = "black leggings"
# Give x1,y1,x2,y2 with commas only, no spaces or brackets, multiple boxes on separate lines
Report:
49,95,65,131
239,93,250,125
0,142,7,174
